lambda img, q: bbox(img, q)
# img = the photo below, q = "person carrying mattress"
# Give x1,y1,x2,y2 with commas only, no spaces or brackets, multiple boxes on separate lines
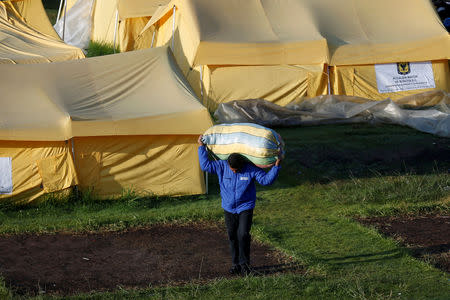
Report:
197,135,281,276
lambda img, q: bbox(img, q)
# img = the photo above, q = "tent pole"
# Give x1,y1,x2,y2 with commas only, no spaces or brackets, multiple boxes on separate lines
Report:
327,65,331,95
206,172,209,194
113,9,119,53
70,138,76,164
200,65,204,102
62,0,67,41
151,28,156,48
171,5,175,50
70,138,79,199
56,0,63,21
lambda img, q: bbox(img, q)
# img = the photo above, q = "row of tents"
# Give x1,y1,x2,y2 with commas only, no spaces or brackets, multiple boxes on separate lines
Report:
0,0,449,203
55,0,450,110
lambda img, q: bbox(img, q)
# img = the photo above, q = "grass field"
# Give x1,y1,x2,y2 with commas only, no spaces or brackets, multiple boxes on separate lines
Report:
0,124,449,299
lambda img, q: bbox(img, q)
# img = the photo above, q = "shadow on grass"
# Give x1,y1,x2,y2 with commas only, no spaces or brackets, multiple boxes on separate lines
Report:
273,124,450,186
0,189,213,215
319,249,407,266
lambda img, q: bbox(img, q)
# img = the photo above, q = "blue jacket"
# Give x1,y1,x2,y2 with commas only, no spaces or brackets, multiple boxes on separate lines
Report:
198,146,280,214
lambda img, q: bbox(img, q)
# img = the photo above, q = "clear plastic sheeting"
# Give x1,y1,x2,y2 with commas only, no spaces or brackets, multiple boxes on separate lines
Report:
54,0,94,50
214,91,450,137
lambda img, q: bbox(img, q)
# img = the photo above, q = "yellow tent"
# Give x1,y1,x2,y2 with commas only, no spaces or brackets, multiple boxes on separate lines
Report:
142,0,449,111
5,0,61,39
319,0,449,100
55,0,169,51
0,0,84,63
117,0,171,51
0,46,212,203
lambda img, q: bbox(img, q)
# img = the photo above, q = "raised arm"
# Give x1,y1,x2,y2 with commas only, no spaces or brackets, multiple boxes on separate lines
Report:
197,135,220,174
253,164,280,186
253,155,282,186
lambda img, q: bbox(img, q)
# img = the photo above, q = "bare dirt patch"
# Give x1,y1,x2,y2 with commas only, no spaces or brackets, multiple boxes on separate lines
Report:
357,215,450,272
0,223,300,296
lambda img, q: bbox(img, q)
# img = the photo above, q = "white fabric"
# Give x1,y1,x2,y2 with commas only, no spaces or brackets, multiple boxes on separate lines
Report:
0,157,12,194
54,0,94,49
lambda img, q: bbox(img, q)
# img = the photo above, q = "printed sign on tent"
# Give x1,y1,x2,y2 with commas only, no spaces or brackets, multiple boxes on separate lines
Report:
0,157,12,194
375,62,435,93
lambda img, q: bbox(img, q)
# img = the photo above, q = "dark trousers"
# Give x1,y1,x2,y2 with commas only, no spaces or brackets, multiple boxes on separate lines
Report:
224,209,254,266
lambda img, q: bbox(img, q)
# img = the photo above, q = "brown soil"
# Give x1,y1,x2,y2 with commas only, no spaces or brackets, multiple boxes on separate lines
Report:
0,223,300,296
357,215,450,272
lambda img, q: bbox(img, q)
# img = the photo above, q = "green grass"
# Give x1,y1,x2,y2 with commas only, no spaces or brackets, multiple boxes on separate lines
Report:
0,124,449,299
45,9,58,25
86,41,120,57
44,9,119,57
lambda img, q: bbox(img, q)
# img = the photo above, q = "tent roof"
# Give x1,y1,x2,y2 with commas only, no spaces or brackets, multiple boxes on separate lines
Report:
145,0,449,66
0,46,212,141
0,1,85,63
313,0,450,65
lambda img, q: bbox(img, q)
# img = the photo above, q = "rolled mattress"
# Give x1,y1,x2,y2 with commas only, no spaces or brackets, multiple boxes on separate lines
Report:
202,123,284,168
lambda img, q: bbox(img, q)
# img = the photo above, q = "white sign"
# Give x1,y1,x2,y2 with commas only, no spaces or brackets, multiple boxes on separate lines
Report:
375,62,435,93
0,157,12,194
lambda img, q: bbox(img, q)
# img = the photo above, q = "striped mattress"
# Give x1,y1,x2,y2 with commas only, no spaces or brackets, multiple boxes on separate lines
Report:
202,123,284,168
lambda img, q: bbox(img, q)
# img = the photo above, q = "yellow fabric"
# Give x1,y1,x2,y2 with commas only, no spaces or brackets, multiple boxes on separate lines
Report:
37,151,78,193
0,46,213,141
331,61,450,100
8,0,60,39
91,0,118,44
150,6,328,108
74,135,205,197
203,64,328,111
144,0,449,109
324,0,450,65
117,1,170,51
117,0,170,19
0,1,85,63
118,16,151,52
87,0,170,49
133,23,156,50
145,0,448,66
0,46,212,201
147,0,328,66
0,141,77,204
